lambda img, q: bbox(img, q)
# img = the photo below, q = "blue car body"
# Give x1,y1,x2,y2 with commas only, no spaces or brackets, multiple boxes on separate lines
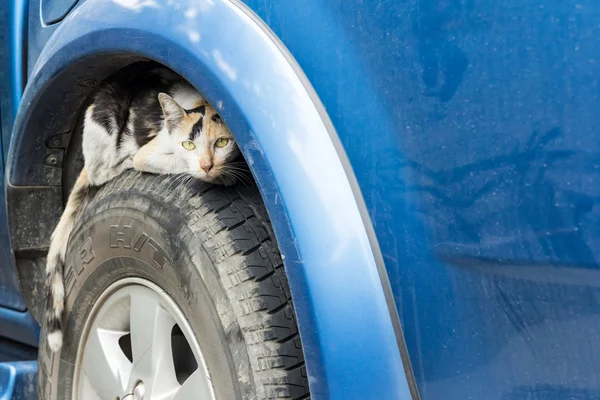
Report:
1,0,599,399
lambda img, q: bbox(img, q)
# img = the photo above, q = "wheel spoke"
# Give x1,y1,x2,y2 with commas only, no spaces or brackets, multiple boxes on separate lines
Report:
81,327,131,399
128,288,179,397
76,281,214,400
80,374,104,400
172,369,215,400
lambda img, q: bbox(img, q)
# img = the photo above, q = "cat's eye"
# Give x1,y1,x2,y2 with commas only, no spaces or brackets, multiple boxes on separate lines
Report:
182,140,196,150
215,138,229,148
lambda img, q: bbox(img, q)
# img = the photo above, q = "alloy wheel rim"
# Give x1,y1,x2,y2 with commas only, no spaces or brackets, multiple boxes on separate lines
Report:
73,277,215,400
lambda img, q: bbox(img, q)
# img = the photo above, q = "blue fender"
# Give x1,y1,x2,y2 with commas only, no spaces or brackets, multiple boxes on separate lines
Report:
7,0,414,397
0,361,37,400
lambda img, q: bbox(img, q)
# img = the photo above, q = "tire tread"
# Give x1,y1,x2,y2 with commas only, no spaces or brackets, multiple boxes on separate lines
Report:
96,173,310,399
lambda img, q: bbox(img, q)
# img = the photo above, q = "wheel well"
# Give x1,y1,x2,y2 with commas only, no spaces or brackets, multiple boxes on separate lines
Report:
8,56,219,322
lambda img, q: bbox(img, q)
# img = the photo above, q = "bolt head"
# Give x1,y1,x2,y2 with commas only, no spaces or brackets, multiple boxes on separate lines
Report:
133,382,145,400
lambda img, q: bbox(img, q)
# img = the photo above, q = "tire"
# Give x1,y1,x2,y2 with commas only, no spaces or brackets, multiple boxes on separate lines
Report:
37,171,310,400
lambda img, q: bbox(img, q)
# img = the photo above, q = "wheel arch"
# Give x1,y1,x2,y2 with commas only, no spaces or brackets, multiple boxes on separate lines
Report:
6,0,413,397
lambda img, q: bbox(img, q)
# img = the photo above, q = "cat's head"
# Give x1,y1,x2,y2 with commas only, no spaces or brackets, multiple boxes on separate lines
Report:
158,93,241,184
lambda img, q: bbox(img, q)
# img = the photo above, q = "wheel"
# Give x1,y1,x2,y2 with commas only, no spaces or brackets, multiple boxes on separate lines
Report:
37,171,310,400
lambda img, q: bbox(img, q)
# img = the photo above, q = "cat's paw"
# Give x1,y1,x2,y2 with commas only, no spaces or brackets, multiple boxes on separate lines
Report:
122,157,135,170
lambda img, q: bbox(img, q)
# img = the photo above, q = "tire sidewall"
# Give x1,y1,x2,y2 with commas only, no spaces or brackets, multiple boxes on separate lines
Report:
38,194,253,399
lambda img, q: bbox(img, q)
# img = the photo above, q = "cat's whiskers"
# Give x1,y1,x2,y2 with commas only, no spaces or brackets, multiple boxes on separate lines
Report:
161,174,177,193
166,173,188,193
177,175,195,193
223,165,249,171
222,167,251,186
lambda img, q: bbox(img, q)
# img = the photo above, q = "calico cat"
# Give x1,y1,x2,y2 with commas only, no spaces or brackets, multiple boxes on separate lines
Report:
45,66,241,352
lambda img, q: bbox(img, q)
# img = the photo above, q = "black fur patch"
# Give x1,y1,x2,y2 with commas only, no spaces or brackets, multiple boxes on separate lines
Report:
44,309,61,333
189,117,204,140
89,65,181,149
186,105,206,115
44,268,62,335
90,82,130,136
130,90,165,147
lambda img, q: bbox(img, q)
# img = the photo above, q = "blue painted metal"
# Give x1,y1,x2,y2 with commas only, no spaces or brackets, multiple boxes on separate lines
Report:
41,0,79,25
235,0,600,399
0,336,37,364
9,0,600,398
0,362,37,400
27,0,59,77
0,307,39,349
0,0,27,157
0,170,27,312
0,0,29,312
9,0,412,398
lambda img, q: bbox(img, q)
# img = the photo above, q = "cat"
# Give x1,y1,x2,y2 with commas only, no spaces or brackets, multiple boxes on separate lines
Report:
45,66,242,352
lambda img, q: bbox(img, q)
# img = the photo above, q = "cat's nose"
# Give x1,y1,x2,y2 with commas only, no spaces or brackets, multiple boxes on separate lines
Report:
200,161,213,173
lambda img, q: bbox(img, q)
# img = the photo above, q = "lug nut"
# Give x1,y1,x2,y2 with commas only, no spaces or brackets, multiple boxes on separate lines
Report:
133,382,145,400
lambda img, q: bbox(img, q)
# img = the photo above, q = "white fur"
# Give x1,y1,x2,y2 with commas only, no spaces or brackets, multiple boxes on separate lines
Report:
51,273,64,313
170,83,204,109
47,331,63,352
119,133,141,159
132,127,189,174
83,106,135,185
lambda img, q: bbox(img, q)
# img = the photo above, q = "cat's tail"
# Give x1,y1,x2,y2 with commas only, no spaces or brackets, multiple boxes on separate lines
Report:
45,169,94,352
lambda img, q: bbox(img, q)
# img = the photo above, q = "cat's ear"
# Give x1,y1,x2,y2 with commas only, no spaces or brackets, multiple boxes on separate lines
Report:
158,93,185,132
